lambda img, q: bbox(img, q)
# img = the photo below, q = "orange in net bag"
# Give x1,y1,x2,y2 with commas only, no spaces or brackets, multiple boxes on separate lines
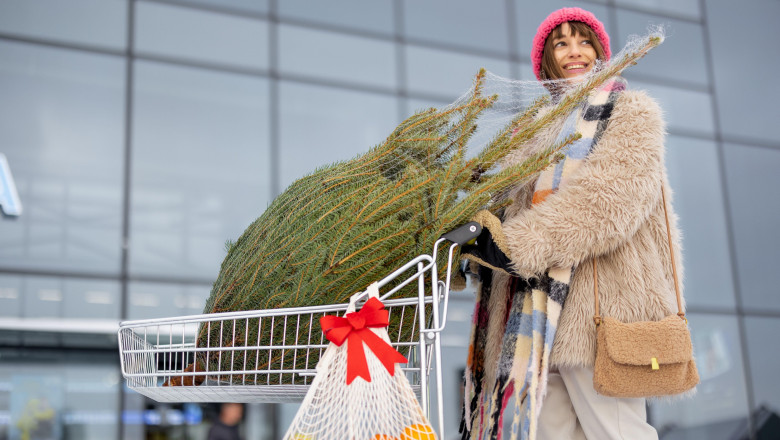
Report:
282,283,437,440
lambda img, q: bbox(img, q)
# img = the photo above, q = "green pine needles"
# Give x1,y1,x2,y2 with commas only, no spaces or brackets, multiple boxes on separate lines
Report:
168,33,663,386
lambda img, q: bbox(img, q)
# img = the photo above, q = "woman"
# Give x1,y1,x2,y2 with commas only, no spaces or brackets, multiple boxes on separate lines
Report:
462,7,682,440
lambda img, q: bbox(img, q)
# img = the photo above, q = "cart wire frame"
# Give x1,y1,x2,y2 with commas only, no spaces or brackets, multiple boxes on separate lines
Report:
118,222,482,438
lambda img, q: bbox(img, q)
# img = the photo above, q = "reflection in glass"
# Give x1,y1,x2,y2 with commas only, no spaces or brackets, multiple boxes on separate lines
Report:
0,350,120,440
23,277,63,319
0,275,23,318
0,0,126,50
4,275,120,321
664,136,734,308
135,1,268,70
131,61,270,280
128,281,211,320
0,42,124,274
649,314,750,438
723,144,780,312
744,317,780,414
278,24,396,89
62,279,121,320
278,81,399,190
437,298,475,434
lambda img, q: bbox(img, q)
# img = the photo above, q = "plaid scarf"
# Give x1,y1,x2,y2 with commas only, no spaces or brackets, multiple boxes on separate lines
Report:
461,77,626,440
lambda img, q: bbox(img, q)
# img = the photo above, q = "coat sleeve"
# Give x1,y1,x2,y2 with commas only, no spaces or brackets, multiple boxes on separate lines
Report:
502,91,666,276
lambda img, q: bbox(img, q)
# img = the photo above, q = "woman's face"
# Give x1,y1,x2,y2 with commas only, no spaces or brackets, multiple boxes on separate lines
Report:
552,22,597,80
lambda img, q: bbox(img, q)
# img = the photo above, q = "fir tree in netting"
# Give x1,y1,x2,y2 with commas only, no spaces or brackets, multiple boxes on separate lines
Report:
168,33,663,386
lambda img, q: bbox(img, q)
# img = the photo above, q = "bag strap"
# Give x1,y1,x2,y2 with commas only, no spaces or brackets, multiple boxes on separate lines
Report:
593,183,685,326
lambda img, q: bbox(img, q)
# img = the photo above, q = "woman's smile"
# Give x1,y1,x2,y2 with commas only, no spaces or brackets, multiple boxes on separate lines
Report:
553,22,598,80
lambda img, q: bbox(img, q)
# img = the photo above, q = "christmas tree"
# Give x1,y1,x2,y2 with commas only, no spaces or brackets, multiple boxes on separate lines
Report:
166,33,663,386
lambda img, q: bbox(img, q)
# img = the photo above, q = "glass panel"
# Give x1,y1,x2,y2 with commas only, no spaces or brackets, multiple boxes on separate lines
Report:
0,275,22,318
514,2,610,58
174,0,269,14
404,98,448,120
628,80,714,135
3,274,119,324
436,297,475,433
744,317,780,413
127,281,211,320
278,81,399,190
664,136,734,308
0,350,120,440
615,0,700,19
707,1,780,144
122,392,214,439
0,0,126,50
23,276,63,318
0,42,125,274
280,0,394,35
0,329,21,346
278,24,396,89
723,143,780,312
615,10,708,85
518,61,536,81
62,279,121,320
7,275,121,321
131,61,270,280
403,0,509,54
405,45,512,100
649,314,750,438
135,1,268,70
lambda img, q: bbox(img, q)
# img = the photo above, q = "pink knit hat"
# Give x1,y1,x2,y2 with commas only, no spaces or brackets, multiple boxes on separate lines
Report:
531,7,611,80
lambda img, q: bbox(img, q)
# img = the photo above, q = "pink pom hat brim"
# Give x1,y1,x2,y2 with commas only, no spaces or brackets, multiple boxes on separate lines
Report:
531,7,611,80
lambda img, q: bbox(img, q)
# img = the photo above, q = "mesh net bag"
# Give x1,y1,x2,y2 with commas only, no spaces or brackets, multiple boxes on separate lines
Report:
283,283,437,440
163,29,665,388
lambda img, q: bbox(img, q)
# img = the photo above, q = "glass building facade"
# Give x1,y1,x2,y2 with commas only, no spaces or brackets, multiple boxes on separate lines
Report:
0,0,778,438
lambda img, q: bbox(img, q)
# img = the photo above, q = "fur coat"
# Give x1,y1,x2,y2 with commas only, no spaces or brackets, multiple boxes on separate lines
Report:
494,89,685,368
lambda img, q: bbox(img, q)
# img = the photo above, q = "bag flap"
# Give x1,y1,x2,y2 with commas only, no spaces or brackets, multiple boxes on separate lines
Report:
601,315,693,366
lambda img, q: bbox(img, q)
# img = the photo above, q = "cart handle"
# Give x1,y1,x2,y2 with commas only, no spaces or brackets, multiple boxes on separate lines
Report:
439,221,482,245
421,222,483,336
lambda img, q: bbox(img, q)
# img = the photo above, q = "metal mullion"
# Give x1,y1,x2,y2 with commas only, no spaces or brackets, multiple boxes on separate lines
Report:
504,0,521,80
393,0,407,123
0,32,125,57
117,1,136,438
141,0,270,21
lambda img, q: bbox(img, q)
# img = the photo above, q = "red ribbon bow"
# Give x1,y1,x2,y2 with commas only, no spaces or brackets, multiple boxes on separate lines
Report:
320,297,408,384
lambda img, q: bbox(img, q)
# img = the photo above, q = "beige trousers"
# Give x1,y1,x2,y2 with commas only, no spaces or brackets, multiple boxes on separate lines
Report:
536,366,659,440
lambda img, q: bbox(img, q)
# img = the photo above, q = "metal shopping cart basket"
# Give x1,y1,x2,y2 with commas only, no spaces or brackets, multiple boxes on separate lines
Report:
118,222,482,438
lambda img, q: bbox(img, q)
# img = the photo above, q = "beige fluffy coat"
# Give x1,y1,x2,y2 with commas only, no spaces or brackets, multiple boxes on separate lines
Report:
494,89,685,368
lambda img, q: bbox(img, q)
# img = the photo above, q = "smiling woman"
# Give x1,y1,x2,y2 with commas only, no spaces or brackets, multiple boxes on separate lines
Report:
460,7,689,440
549,22,603,80
538,19,608,82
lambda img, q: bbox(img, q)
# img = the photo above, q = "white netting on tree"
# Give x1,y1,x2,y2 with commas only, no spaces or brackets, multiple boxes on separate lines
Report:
163,29,665,387
284,284,436,440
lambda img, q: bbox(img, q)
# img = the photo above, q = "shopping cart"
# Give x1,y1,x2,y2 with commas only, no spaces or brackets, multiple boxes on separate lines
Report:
118,222,482,438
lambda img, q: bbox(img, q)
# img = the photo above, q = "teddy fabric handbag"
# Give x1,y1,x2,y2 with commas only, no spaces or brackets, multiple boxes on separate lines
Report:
283,282,437,440
591,185,700,398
